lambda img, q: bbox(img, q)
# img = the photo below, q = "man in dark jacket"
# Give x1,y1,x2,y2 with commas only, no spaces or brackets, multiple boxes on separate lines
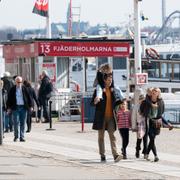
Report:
6,76,32,142
92,72,122,163
38,70,53,123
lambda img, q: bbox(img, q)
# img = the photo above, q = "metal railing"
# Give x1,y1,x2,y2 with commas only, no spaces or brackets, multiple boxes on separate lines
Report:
50,91,83,121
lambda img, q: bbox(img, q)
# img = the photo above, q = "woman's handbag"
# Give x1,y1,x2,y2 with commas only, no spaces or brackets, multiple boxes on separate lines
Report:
151,118,162,135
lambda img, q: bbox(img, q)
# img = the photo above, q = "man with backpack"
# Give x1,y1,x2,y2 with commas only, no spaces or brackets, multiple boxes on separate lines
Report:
38,70,53,123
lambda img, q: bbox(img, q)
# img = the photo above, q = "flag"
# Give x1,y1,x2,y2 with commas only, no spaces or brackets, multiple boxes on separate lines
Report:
32,0,48,17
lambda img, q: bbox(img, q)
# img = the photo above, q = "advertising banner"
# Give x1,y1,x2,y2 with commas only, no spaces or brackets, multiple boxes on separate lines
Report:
38,41,130,57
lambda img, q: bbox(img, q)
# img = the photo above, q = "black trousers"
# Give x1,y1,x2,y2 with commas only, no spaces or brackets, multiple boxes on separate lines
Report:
26,110,32,131
147,132,157,156
119,128,129,155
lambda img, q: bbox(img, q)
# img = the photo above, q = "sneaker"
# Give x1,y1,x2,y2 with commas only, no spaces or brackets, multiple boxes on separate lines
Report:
154,156,159,162
101,155,106,162
144,154,149,160
135,151,140,158
114,155,123,163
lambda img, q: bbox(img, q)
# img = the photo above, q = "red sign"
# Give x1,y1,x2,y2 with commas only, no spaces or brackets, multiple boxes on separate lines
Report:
38,41,130,57
3,43,39,62
135,73,148,85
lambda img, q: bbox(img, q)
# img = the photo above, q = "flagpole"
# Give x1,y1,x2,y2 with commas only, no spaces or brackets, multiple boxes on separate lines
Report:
46,0,51,38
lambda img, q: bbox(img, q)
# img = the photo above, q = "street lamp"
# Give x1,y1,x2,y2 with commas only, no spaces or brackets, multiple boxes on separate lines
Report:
133,0,144,105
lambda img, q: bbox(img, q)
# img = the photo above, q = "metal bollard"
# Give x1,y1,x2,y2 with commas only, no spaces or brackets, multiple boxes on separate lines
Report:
46,100,55,131
81,97,84,132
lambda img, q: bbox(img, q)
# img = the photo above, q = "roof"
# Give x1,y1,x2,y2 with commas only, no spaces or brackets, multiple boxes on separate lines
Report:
2,38,134,46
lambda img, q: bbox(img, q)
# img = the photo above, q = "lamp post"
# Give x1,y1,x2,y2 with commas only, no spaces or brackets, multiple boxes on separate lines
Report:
134,0,143,105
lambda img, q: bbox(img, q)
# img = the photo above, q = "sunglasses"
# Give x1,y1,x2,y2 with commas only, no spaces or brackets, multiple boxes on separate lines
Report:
104,73,113,79
17,81,22,84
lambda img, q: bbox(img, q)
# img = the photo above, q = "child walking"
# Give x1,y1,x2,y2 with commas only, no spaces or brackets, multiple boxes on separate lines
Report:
116,99,131,159
131,94,146,158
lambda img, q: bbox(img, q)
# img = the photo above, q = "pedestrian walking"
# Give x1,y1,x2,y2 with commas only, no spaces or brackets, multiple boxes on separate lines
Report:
116,99,131,159
131,94,146,158
23,80,40,132
6,76,32,142
1,72,14,132
38,71,53,123
91,67,122,163
142,87,164,162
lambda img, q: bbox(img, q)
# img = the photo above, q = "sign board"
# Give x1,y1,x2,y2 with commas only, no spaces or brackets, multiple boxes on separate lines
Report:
42,63,56,82
3,43,38,62
135,73,148,85
38,41,130,57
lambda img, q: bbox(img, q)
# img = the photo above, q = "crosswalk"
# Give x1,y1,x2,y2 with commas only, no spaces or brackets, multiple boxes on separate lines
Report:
4,132,180,178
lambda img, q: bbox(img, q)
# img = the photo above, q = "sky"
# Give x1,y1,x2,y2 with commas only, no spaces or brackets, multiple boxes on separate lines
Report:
0,0,179,30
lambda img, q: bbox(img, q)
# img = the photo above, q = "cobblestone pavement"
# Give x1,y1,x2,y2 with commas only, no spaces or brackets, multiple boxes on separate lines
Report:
1,121,180,180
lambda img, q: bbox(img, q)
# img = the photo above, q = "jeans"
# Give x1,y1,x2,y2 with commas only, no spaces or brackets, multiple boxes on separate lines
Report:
41,98,50,122
12,106,27,139
3,111,13,131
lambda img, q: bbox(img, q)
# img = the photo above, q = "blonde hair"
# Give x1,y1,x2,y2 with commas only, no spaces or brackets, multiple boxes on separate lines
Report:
98,63,112,74
152,87,162,99
146,87,153,96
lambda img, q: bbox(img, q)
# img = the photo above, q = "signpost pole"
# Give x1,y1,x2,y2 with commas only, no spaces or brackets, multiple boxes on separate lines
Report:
134,0,143,105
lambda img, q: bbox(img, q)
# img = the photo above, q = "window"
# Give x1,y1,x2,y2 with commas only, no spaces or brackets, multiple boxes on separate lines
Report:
172,88,180,93
97,57,108,67
160,63,168,78
43,56,54,63
147,61,160,78
160,88,168,93
173,63,180,80
113,57,126,70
